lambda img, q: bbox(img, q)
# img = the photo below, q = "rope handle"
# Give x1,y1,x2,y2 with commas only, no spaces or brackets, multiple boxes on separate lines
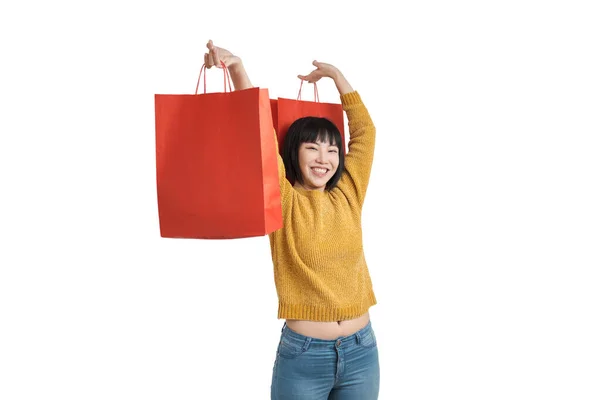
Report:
195,60,233,95
297,80,320,102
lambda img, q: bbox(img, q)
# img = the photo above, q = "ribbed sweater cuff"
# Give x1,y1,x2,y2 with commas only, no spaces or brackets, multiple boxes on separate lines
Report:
340,91,362,107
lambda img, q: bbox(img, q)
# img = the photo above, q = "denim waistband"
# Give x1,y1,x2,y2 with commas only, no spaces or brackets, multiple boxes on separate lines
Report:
281,320,374,349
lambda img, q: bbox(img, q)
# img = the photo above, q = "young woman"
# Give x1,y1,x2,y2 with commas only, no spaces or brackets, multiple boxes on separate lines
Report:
204,40,379,399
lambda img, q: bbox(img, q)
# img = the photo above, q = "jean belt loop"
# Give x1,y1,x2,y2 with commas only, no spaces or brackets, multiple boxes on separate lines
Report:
302,337,312,352
355,329,362,345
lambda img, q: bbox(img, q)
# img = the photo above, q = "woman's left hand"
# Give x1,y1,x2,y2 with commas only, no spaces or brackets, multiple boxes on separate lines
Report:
204,39,240,69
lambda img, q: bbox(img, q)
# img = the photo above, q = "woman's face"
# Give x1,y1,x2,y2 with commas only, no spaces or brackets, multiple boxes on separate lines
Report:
295,140,340,191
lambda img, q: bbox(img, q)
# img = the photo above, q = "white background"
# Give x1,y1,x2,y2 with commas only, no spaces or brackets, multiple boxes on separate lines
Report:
1,0,599,399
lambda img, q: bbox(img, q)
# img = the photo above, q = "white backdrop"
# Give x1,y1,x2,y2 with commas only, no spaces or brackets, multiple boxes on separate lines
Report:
1,0,599,399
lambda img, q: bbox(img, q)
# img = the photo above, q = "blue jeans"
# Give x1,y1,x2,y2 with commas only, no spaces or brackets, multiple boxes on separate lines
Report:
271,320,380,399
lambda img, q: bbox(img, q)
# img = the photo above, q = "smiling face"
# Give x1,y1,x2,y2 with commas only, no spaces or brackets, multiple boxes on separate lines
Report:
295,140,340,191
283,116,345,192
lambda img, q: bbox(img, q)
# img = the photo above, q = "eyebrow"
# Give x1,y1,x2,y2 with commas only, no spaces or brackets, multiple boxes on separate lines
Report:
307,141,339,147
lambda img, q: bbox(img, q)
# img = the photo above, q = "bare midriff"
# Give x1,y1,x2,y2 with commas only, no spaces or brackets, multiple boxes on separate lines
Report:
285,312,370,340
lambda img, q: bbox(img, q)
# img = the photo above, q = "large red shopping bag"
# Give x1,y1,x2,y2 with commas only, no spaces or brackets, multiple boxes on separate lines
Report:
270,81,347,161
154,63,282,239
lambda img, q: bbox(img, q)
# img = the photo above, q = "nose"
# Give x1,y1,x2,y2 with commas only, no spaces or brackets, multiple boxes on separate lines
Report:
316,148,327,163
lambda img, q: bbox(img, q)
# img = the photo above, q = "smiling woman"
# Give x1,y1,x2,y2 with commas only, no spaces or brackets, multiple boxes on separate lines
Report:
203,39,379,399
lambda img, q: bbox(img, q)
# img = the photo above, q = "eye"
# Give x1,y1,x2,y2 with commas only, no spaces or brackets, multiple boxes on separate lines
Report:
329,149,338,153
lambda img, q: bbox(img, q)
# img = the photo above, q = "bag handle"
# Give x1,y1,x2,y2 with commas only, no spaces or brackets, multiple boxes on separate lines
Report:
297,80,320,102
195,60,233,95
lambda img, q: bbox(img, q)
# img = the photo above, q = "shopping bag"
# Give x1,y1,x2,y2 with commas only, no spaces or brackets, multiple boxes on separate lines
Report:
154,62,282,239
271,81,347,160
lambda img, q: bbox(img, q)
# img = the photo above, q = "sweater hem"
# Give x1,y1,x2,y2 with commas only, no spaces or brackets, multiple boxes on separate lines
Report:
277,293,377,322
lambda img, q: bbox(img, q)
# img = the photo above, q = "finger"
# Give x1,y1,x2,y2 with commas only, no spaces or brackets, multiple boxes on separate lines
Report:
304,70,322,82
298,74,316,82
207,39,214,50
204,53,209,67
211,48,222,68
206,51,214,68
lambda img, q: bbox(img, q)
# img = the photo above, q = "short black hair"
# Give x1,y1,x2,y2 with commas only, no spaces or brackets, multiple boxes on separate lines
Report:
282,117,344,191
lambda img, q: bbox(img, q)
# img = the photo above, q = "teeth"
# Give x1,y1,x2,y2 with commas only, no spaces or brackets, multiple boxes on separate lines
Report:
312,168,327,174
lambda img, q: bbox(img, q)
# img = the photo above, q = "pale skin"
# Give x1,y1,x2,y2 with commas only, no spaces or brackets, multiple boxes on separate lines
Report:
205,40,369,339
295,141,340,192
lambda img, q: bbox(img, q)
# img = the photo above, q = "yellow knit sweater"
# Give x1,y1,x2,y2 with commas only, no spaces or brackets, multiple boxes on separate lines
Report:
268,91,377,322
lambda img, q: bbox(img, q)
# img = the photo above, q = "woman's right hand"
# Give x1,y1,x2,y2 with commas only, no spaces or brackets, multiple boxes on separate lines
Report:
298,60,354,95
297,60,341,83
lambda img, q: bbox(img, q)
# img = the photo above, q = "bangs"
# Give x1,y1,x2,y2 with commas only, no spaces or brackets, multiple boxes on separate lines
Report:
299,126,339,148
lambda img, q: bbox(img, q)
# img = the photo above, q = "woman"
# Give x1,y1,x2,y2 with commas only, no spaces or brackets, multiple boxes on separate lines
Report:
204,39,379,399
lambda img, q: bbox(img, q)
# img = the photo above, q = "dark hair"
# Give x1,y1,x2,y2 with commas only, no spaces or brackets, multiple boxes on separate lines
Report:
282,117,344,191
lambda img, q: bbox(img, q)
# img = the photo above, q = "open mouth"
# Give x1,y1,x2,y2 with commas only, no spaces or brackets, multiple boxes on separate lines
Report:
310,167,329,177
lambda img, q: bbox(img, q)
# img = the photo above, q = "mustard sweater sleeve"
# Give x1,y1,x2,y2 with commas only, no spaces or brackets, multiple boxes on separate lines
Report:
273,128,294,211
336,91,376,207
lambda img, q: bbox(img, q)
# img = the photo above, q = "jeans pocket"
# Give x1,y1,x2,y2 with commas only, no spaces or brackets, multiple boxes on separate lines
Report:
359,329,378,349
277,337,308,359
